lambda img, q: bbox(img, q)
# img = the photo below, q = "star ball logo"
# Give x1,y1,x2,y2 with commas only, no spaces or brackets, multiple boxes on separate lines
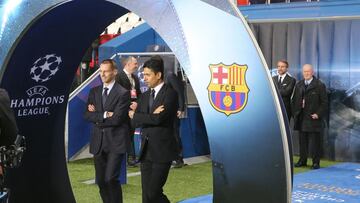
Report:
11,54,66,117
30,54,61,83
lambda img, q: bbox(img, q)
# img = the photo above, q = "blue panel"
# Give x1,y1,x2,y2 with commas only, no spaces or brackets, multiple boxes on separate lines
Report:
180,107,210,158
292,163,360,202
180,163,360,203
99,23,156,61
239,0,360,21
98,22,170,62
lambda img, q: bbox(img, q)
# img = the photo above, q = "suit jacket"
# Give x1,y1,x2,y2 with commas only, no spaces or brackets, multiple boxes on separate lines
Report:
272,74,296,119
132,84,178,163
84,83,130,155
291,77,328,132
165,72,186,111
115,69,141,101
0,88,17,146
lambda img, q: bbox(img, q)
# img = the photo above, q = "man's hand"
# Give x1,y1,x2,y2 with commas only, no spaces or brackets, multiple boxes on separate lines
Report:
177,111,185,118
311,114,319,120
153,105,164,114
106,112,114,118
129,110,135,119
130,102,138,111
88,104,96,112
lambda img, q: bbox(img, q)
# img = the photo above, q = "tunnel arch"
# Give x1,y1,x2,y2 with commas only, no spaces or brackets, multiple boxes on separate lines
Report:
0,0,291,202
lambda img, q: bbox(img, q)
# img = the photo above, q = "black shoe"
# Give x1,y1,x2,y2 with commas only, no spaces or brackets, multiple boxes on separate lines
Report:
172,160,185,168
311,164,320,170
294,162,307,167
127,159,138,167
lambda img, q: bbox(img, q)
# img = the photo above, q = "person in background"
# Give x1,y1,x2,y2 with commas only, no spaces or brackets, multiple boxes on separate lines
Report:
272,60,296,121
165,71,186,168
292,64,328,170
115,56,141,167
84,59,130,203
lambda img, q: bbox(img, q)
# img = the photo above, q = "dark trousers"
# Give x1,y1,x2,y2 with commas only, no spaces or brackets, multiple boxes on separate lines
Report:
298,131,321,165
141,160,171,203
94,151,124,203
127,127,136,160
173,118,183,160
285,107,292,122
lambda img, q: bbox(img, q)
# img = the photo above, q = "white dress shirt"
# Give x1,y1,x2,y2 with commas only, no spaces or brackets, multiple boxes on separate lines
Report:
151,82,165,99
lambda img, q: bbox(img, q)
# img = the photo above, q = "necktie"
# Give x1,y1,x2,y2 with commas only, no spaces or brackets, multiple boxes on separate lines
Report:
102,87,108,108
127,74,135,89
148,89,155,112
278,76,282,86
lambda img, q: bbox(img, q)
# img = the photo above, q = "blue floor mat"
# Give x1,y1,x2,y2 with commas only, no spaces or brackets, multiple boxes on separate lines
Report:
180,163,360,203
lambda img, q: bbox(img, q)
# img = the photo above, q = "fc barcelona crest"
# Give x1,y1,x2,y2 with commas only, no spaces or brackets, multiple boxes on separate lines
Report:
207,63,249,116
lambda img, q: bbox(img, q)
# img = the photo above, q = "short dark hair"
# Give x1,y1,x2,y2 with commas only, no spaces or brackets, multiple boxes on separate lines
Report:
277,60,289,68
143,55,164,79
100,59,117,70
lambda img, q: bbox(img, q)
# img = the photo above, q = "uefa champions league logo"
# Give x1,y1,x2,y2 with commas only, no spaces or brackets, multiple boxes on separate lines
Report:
10,53,65,117
30,54,62,83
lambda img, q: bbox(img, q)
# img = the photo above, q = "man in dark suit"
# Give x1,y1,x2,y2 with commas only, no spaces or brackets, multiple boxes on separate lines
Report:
128,56,178,203
165,71,186,168
292,64,328,170
84,59,130,203
115,56,141,166
272,60,296,121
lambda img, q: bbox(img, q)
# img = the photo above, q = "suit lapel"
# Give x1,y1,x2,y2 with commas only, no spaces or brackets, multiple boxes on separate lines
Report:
120,70,131,89
150,85,166,112
306,79,316,92
283,75,289,84
104,84,117,108
97,86,104,111
273,76,279,88
143,90,151,113
299,80,306,94
280,74,291,87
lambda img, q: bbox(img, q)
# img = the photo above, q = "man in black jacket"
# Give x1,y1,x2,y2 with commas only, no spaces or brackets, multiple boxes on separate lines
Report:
165,71,186,168
84,59,130,203
292,64,328,169
272,60,296,121
115,56,141,166
129,56,178,203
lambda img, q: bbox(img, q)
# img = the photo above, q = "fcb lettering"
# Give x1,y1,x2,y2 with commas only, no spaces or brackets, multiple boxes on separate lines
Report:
207,63,249,116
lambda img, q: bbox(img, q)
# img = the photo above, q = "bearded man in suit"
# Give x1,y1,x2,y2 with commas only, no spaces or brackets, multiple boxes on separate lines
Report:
272,60,296,121
84,59,130,203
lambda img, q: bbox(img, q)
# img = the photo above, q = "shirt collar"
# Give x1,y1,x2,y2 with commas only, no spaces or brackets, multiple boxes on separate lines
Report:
103,80,115,93
305,77,313,85
123,69,131,76
152,82,164,98
278,72,287,78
